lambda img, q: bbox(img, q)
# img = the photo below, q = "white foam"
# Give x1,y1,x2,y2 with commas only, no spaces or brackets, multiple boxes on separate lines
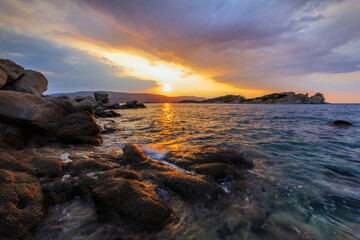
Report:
158,159,190,173
141,146,168,160
219,182,231,194
60,152,72,163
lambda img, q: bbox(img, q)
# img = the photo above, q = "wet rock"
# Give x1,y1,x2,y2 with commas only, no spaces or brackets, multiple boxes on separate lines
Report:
119,100,146,109
41,176,81,204
191,163,239,180
0,68,7,88
156,171,224,201
94,108,121,118
192,146,254,169
122,144,152,165
0,169,44,239
331,120,353,126
3,70,48,96
31,156,63,178
92,178,171,229
67,159,113,176
102,102,121,109
0,58,25,83
99,169,143,181
0,151,31,173
57,111,102,145
94,91,109,103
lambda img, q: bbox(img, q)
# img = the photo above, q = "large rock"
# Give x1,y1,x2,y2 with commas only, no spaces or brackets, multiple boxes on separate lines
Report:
0,169,45,239
3,70,48,96
0,69,7,88
0,59,25,83
57,112,102,145
94,91,109,103
0,91,73,132
92,178,171,229
331,120,353,127
0,122,24,148
0,91,102,146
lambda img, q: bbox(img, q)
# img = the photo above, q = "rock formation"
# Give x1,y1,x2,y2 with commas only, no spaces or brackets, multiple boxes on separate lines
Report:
0,59,102,148
203,92,326,104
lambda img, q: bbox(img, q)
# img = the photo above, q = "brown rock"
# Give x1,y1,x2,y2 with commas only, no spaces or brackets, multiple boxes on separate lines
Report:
56,111,102,145
0,68,7,88
67,159,112,176
3,70,48,96
0,59,25,83
31,156,63,178
156,171,223,201
0,169,44,239
92,178,171,229
191,163,239,180
0,122,24,148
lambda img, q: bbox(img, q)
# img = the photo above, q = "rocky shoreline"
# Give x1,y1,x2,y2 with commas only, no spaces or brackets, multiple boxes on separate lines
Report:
0,59,256,239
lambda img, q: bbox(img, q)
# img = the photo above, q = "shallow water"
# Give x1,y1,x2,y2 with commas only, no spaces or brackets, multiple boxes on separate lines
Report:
37,103,360,239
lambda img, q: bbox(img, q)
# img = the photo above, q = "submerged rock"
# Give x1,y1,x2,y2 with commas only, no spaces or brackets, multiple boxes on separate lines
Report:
331,120,353,126
191,162,240,180
92,178,171,229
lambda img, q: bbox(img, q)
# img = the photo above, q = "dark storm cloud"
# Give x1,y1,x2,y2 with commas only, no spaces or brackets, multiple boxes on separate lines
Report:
0,28,158,94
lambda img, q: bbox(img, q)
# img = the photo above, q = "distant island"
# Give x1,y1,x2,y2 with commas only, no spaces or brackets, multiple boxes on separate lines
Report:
51,91,206,103
180,92,326,104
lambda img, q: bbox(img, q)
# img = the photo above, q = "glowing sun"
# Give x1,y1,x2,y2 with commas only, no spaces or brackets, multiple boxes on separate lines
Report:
163,84,172,92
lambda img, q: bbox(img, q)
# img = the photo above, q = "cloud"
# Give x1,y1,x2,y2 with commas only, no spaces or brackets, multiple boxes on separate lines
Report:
0,28,158,94
0,0,359,100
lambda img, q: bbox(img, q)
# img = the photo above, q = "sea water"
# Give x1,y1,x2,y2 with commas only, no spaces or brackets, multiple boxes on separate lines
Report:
36,103,360,240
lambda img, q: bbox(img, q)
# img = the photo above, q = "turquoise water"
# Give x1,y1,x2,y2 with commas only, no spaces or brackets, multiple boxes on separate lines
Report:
36,103,360,239
100,103,360,239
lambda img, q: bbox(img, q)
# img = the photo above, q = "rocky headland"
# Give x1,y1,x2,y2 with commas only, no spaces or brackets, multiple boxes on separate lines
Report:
0,59,255,239
201,92,326,104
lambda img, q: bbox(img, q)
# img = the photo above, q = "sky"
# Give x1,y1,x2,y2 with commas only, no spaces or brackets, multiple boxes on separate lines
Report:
0,0,359,102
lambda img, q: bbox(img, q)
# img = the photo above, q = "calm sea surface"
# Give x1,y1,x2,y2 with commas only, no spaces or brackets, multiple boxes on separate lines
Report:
38,103,360,240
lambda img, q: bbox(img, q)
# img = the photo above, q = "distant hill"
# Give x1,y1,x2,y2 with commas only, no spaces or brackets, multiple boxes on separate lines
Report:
50,91,206,103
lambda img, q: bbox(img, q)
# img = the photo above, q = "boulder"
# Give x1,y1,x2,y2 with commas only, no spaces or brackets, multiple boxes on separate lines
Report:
0,91,73,132
192,146,254,169
92,178,171,229
3,70,48,96
0,68,7,88
31,156,63,178
331,120,353,127
0,169,44,239
0,122,24,148
94,91,109,103
94,108,121,118
119,100,146,109
0,59,25,83
67,159,112,176
156,172,223,201
191,163,239,180
57,112,102,145
122,144,152,165
73,101,94,115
